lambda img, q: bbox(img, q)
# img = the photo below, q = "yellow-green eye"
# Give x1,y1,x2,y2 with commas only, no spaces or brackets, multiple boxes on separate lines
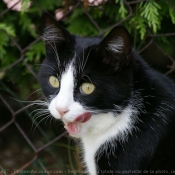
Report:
49,76,59,88
80,83,95,95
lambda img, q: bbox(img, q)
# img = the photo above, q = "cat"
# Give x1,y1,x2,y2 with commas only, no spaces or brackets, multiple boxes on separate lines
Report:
38,13,175,175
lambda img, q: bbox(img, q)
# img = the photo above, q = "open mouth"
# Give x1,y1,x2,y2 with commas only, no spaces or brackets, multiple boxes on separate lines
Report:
64,112,91,135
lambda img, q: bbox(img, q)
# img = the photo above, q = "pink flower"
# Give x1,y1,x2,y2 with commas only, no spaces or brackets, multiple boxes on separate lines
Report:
3,0,31,11
55,9,64,20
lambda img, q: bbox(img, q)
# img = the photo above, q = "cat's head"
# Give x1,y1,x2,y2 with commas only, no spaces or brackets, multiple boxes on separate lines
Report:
38,13,132,138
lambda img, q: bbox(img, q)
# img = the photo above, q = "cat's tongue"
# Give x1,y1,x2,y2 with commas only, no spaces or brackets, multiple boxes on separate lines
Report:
65,122,81,135
65,112,91,135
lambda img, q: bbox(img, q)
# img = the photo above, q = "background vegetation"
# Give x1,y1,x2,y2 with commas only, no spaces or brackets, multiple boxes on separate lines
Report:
0,0,175,174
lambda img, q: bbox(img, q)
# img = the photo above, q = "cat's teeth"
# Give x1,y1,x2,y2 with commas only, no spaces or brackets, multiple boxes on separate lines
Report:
64,126,67,129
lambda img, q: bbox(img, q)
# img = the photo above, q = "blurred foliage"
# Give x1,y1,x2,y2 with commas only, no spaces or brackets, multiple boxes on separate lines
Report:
0,0,175,99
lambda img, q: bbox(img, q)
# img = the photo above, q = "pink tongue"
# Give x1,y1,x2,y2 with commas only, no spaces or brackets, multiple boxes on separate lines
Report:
75,112,91,123
65,112,91,135
66,122,80,135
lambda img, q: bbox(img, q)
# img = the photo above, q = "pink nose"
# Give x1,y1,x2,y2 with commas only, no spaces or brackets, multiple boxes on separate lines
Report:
56,107,69,118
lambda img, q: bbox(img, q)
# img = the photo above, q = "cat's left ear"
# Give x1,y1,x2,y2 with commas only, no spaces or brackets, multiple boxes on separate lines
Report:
98,26,132,70
42,12,71,52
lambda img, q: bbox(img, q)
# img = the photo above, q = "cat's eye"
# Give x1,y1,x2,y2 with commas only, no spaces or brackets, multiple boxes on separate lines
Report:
49,75,59,88
80,83,95,95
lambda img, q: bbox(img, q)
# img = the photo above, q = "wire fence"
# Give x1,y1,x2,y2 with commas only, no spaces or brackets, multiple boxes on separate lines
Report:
0,0,175,175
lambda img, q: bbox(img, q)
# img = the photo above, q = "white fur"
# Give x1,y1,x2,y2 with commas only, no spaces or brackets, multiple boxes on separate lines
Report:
55,65,74,114
107,37,124,53
81,106,136,175
48,63,138,175
49,63,87,122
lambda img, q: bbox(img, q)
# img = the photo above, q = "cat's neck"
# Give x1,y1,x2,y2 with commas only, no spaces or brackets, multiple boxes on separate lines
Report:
81,105,138,175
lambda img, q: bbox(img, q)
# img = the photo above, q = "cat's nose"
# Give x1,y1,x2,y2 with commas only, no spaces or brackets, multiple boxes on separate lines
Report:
56,107,69,118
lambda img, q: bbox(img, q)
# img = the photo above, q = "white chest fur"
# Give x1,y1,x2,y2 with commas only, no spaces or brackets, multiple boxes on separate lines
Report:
81,106,136,175
47,64,138,174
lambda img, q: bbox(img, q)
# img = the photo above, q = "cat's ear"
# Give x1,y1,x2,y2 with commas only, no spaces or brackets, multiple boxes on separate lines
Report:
98,26,132,70
42,12,70,51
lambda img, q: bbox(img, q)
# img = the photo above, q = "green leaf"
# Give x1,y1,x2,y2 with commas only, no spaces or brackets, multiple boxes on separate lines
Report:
169,7,175,24
25,41,45,63
19,14,37,37
65,8,98,36
129,16,147,40
21,0,31,13
118,0,128,19
0,31,9,59
0,23,15,37
119,4,128,19
140,1,161,33
103,4,120,21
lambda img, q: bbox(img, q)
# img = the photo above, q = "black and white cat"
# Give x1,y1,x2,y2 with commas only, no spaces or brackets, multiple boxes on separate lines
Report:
38,13,175,174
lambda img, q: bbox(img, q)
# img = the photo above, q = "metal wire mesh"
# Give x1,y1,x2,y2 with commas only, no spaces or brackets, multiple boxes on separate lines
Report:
0,0,175,174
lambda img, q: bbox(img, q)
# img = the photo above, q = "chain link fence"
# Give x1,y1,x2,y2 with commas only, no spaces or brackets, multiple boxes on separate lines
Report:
0,0,175,174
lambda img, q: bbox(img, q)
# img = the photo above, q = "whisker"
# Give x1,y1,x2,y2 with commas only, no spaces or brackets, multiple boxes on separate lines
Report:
31,109,50,118
32,111,50,122
82,47,94,71
81,44,85,72
35,63,57,72
81,75,93,84
32,114,51,134
10,97,48,106
53,41,61,72
64,49,82,75
30,109,45,117
45,115,52,124
26,89,42,100
45,41,62,74
49,115,54,126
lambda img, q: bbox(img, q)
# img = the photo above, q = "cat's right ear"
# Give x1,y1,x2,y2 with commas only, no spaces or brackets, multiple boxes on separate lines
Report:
97,26,132,70
42,12,70,52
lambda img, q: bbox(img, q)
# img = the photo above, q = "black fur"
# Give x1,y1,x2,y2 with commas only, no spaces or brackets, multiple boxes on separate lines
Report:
39,13,175,174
